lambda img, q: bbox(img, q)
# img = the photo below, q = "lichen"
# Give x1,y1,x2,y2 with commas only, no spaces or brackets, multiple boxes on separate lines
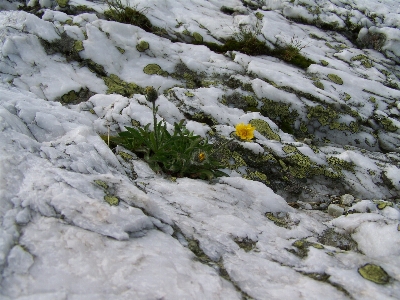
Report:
313,81,324,90
327,156,355,172
104,195,119,206
94,180,109,190
56,0,69,8
61,90,78,104
327,74,344,85
118,151,133,161
265,212,288,228
307,105,338,126
136,40,149,52
234,237,257,252
255,12,263,20
73,40,84,52
184,91,195,97
192,32,203,42
249,119,281,141
320,60,329,66
358,264,390,284
143,64,168,77
116,46,125,54
103,74,143,97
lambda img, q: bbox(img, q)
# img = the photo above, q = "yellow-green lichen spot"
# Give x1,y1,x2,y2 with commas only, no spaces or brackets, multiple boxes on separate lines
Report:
192,32,203,42
103,74,143,97
255,12,264,20
73,40,84,52
327,74,343,85
143,64,168,77
184,91,195,97
320,60,329,66
56,0,69,7
249,119,281,141
104,195,119,206
358,264,390,284
118,151,133,161
94,180,109,190
61,90,78,104
265,212,288,228
116,46,125,54
313,81,324,90
136,40,149,52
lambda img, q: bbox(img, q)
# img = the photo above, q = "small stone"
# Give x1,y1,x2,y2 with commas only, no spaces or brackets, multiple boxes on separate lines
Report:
358,264,390,284
340,194,354,206
328,204,344,217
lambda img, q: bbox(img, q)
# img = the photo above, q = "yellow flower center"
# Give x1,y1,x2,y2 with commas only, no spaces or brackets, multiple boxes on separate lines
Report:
235,123,255,140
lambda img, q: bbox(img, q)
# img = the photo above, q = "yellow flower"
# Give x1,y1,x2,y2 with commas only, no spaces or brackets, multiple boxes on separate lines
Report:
235,123,255,140
198,152,206,162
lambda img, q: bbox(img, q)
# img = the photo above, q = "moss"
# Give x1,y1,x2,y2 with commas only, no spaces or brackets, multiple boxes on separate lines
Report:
136,40,149,52
358,264,390,284
343,93,351,101
103,74,143,97
56,0,69,8
143,64,168,77
192,32,203,42
313,81,324,90
351,54,373,68
104,195,119,206
245,170,270,184
73,40,84,52
320,60,329,66
327,74,344,85
249,119,281,141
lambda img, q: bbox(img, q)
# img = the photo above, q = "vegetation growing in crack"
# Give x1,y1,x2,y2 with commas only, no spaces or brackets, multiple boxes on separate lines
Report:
104,0,153,32
114,87,227,180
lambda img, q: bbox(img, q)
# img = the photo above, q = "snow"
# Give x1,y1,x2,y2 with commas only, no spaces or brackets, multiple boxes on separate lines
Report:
1,0,400,299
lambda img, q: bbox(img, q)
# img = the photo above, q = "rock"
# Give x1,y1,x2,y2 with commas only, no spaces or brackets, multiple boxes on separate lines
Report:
340,194,355,206
328,204,344,217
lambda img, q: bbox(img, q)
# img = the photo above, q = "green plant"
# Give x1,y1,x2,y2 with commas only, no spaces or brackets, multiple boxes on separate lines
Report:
115,87,226,180
272,36,314,68
104,0,152,32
